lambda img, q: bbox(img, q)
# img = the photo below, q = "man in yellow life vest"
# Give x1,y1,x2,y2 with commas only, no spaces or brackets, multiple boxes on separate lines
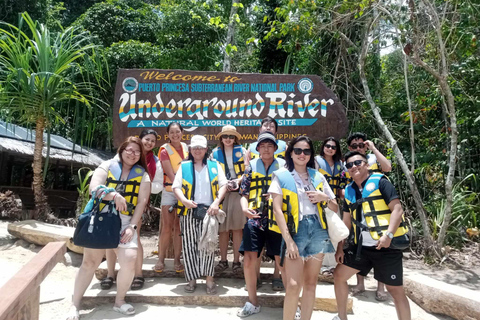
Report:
248,117,287,161
237,131,286,318
333,151,411,320
344,131,392,300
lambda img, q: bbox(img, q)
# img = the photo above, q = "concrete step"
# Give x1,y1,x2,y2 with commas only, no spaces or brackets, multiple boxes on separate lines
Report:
83,276,352,313
95,258,335,283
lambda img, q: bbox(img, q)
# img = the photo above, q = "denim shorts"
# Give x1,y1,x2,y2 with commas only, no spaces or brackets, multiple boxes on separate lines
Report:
284,214,335,258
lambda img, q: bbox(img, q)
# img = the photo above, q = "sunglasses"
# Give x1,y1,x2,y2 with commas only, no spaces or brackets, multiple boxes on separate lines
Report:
325,144,337,150
345,159,366,169
350,143,365,149
293,148,312,156
222,135,235,140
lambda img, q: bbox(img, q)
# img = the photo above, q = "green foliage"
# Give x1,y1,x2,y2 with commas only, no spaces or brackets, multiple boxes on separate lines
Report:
76,167,93,215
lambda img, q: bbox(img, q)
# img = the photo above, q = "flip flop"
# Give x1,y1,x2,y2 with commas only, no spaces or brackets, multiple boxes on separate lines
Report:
131,277,145,290
206,283,217,295
375,291,389,301
272,278,284,291
100,277,114,290
113,303,135,315
350,288,365,296
153,261,165,273
184,282,197,293
174,263,185,273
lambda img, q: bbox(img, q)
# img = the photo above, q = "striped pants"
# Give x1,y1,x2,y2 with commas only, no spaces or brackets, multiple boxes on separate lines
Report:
180,213,215,281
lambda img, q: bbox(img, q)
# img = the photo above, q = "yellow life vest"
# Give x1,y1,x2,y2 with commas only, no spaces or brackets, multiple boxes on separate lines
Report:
159,142,188,192
269,168,327,235
249,139,287,160
247,158,285,213
101,160,145,216
212,145,245,179
315,156,344,195
344,173,408,244
176,160,220,216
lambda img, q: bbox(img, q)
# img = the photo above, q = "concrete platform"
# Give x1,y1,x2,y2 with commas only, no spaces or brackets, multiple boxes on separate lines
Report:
95,258,334,283
83,276,352,313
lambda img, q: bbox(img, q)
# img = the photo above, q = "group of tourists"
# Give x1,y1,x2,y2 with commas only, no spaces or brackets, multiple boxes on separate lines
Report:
66,116,411,320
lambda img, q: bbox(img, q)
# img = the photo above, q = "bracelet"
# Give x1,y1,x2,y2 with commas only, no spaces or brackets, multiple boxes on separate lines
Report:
113,193,118,201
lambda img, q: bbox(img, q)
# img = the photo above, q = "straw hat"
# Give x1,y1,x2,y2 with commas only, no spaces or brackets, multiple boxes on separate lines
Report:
216,125,241,140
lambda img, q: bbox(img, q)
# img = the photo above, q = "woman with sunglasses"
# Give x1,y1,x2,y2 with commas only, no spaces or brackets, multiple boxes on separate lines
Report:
172,135,228,294
268,136,338,320
102,129,164,291
154,122,188,273
66,136,151,319
315,137,345,199
211,125,248,275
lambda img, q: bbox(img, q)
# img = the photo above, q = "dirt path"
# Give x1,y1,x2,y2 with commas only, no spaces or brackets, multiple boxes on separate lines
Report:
0,221,465,320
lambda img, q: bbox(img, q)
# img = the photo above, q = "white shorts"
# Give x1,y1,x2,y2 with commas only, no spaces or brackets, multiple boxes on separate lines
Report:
161,190,178,207
117,214,138,249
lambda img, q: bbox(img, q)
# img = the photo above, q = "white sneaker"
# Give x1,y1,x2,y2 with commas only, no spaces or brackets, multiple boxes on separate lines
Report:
294,306,301,320
237,301,261,318
332,316,342,320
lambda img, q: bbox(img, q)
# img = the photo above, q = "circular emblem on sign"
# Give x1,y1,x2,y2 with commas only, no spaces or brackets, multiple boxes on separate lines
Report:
123,77,138,93
366,182,376,192
211,167,218,174
135,167,143,174
235,151,242,158
298,78,313,94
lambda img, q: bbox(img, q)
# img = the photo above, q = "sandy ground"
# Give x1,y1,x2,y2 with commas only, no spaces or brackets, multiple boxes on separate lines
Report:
0,220,464,320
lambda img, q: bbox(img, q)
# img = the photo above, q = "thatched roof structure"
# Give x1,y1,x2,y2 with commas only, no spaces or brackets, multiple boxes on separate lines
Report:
0,121,111,167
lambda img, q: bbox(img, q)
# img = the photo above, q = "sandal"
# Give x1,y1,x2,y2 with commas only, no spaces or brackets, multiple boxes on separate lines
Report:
206,282,217,295
350,287,366,296
100,276,114,290
232,262,243,275
113,303,135,315
215,260,229,273
153,261,165,273
375,291,389,301
272,278,284,291
131,277,145,290
184,282,197,293
174,263,185,273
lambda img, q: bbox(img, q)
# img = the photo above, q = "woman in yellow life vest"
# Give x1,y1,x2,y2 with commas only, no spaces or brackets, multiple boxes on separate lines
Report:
67,137,151,319
315,137,346,198
172,135,228,294
211,125,248,275
154,122,188,273
269,136,338,320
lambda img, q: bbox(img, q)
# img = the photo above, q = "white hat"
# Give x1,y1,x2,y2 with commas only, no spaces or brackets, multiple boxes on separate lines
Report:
190,135,207,148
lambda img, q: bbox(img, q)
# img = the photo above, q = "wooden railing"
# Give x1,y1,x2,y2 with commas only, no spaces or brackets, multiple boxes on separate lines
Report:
0,242,66,320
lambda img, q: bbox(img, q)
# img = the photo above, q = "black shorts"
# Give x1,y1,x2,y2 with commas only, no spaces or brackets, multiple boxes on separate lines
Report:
343,246,403,286
239,221,266,257
265,229,283,259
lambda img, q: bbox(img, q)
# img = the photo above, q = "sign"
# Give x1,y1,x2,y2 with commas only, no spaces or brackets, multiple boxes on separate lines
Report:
113,69,348,147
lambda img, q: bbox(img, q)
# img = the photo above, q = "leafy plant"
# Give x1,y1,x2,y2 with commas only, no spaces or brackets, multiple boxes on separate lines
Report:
76,167,93,216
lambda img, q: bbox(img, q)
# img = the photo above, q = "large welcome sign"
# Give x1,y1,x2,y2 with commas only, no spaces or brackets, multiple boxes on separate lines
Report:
113,69,348,146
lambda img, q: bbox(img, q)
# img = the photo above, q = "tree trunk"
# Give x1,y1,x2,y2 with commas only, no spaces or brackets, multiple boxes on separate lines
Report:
32,116,50,220
223,0,239,72
358,19,438,255
403,53,416,173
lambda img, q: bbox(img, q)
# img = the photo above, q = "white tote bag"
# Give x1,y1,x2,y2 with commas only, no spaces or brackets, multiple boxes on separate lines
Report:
324,207,349,244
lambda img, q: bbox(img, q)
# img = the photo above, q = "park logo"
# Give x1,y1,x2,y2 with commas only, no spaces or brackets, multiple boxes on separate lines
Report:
123,77,138,93
235,151,242,158
365,182,376,192
298,78,313,94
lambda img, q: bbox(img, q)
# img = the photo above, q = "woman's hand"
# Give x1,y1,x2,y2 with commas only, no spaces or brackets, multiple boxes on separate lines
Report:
243,208,261,219
286,240,300,260
184,200,197,210
306,190,329,204
208,202,219,216
120,226,134,244
113,193,127,212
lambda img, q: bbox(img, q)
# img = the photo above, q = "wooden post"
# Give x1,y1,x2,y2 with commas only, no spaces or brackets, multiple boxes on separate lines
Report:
0,242,66,320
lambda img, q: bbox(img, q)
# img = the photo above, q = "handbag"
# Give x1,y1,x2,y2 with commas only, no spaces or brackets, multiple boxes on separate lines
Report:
73,188,121,249
188,162,210,221
324,207,350,244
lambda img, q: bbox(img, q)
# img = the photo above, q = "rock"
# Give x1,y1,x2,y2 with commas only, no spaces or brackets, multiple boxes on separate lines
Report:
28,243,36,250
405,273,480,320
7,220,83,254
63,251,83,267
14,239,29,248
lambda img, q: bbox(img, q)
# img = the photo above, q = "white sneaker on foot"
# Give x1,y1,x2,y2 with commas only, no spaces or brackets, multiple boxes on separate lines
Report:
332,316,342,320
294,306,301,320
237,301,261,318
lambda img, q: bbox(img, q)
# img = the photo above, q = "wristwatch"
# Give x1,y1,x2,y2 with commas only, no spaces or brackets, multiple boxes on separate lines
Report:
385,231,394,239
129,224,138,230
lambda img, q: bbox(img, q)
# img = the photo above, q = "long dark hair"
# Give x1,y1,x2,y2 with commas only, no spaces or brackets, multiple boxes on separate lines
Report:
319,136,342,162
187,148,210,165
117,136,148,171
285,136,315,172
